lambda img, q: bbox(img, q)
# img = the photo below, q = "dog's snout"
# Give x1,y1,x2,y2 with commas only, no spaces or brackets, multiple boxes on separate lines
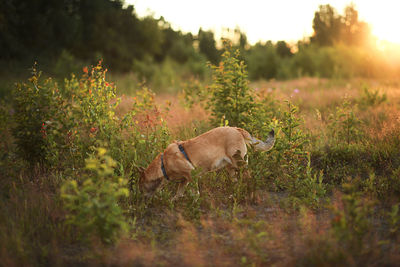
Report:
269,129,275,137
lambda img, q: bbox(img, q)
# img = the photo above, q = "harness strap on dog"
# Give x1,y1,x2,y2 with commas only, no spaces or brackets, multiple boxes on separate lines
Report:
160,153,169,180
161,144,191,182
178,143,192,164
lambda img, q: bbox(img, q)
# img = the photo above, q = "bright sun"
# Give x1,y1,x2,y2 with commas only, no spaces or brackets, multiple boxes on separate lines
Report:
358,1,400,44
130,0,400,46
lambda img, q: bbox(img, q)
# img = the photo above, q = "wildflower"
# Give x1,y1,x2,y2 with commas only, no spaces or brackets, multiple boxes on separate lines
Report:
333,214,342,224
90,127,97,133
83,66,88,73
41,122,47,138
290,88,300,98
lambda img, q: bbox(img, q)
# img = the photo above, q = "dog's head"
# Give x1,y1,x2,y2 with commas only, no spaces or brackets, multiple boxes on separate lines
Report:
138,166,162,197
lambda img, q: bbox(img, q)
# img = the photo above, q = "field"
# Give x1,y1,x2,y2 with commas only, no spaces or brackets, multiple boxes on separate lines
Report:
1,50,400,267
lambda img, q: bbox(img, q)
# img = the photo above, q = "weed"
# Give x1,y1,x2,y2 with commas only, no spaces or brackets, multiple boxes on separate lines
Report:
61,148,129,244
359,84,387,109
387,204,400,238
207,40,258,128
289,153,327,209
327,97,362,145
11,63,62,165
331,181,373,253
3,48,400,266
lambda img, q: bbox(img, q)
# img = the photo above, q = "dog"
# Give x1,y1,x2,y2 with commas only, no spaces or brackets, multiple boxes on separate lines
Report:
138,126,275,199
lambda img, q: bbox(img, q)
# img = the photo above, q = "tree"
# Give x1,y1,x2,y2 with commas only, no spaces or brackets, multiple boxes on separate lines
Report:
311,4,342,46
198,28,220,65
276,41,293,58
0,0,79,61
155,21,195,64
246,42,279,80
342,4,370,45
311,4,371,47
0,0,165,73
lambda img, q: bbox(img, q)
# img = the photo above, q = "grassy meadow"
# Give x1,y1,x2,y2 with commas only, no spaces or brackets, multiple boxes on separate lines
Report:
1,47,400,267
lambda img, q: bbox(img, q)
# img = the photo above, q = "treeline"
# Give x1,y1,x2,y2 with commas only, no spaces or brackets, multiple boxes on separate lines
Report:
1,1,398,81
244,4,398,80
0,0,193,73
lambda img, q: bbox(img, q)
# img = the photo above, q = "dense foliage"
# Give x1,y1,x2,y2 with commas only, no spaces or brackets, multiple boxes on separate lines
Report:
1,1,399,99
2,44,400,265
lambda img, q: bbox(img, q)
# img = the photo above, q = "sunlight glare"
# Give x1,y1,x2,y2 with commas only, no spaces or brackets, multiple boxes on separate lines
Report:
358,1,400,44
130,0,400,46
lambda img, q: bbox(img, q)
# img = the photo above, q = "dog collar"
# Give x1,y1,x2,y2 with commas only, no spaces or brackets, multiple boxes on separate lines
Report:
161,145,191,182
178,143,192,164
160,153,169,180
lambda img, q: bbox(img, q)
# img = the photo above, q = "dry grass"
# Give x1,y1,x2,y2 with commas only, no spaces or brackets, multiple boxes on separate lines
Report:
2,77,400,266
116,93,209,133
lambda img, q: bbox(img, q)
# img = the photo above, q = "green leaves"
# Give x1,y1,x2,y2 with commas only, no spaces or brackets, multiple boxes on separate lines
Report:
207,41,257,128
61,148,129,244
12,64,62,165
328,97,362,145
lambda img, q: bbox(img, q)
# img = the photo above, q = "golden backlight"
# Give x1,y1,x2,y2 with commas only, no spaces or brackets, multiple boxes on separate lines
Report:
131,0,400,47
359,1,400,45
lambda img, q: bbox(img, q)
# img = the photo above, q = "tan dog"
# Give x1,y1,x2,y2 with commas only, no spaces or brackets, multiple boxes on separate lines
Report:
139,126,275,199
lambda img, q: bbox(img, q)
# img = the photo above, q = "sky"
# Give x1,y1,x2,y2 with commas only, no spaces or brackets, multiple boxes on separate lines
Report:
128,0,400,45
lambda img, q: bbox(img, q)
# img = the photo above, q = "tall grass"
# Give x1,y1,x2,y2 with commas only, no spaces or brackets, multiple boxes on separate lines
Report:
1,48,400,266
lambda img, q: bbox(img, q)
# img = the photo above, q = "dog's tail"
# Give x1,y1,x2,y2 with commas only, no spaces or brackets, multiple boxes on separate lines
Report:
236,128,275,152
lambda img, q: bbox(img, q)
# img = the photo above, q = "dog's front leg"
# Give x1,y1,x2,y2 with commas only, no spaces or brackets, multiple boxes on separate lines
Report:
172,179,189,201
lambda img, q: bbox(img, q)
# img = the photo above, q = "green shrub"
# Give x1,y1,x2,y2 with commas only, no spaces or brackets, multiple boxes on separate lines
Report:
246,42,279,80
207,41,259,128
45,62,121,169
328,97,362,145
61,148,129,244
270,101,309,189
11,64,63,165
331,181,373,252
359,84,387,109
289,153,327,209
387,204,400,238
181,41,278,133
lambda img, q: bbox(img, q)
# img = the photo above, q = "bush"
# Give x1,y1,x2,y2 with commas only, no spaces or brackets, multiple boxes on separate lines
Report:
268,101,309,189
331,181,373,252
358,84,387,109
45,62,121,168
11,64,63,165
207,41,259,128
61,148,129,244
246,42,279,80
327,97,362,146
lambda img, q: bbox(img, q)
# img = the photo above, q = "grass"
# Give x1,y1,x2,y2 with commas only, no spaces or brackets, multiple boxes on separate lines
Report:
1,70,400,266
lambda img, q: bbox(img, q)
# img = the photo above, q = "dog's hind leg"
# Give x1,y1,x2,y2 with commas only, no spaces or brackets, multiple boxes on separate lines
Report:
227,150,251,181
